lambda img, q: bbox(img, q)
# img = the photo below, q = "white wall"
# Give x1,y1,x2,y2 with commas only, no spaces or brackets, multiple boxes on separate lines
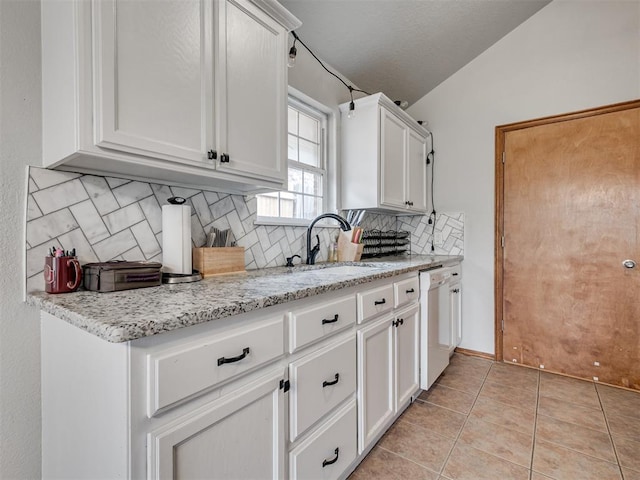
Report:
0,1,43,478
408,0,640,355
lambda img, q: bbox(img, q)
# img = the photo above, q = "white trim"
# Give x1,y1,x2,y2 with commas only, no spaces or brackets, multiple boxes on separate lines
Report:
254,217,343,228
257,89,337,225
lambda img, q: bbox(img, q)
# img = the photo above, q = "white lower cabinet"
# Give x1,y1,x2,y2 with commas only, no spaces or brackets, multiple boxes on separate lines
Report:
356,276,421,454
357,315,395,453
289,399,357,480
395,304,420,410
41,273,425,480
148,367,285,480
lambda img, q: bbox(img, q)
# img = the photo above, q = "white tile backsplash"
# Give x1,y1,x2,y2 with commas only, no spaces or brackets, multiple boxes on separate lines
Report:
25,167,464,292
30,168,80,189
69,200,111,244
26,208,79,247
105,177,130,189
130,221,161,259
32,178,88,215
112,181,154,208
92,229,137,262
103,203,145,234
80,175,120,215
27,195,42,221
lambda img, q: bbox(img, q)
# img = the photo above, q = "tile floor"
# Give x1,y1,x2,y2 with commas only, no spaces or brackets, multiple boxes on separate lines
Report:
349,353,640,480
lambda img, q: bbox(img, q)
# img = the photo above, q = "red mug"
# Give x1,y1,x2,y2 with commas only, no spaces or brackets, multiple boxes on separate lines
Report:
44,256,82,294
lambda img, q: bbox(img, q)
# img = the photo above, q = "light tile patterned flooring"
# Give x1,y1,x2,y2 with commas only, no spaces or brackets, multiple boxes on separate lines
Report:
350,353,640,480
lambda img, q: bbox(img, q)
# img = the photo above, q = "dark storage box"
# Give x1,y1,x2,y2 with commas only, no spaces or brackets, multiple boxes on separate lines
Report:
83,261,162,292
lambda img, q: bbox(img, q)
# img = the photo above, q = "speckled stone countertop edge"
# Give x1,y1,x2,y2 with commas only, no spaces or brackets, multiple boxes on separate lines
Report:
27,255,462,343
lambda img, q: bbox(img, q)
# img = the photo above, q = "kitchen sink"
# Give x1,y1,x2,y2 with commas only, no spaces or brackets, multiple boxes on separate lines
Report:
309,265,376,276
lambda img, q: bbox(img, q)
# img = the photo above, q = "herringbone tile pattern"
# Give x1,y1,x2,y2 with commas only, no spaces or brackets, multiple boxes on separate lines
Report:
25,167,464,292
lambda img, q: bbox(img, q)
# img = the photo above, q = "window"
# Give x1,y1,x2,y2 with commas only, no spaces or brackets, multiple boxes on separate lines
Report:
257,96,328,223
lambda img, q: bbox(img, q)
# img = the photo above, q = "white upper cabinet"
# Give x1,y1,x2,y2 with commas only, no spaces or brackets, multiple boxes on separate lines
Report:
93,0,206,164
340,93,429,214
215,0,287,183
41,0,300,193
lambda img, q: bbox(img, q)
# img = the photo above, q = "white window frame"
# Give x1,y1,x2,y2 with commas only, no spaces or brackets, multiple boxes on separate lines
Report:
255,87,337,227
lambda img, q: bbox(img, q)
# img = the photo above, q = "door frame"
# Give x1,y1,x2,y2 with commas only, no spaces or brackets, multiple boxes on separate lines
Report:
494,99,640,362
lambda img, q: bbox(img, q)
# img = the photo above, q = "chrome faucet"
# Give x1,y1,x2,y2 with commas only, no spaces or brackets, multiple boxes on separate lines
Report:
306,213,351,265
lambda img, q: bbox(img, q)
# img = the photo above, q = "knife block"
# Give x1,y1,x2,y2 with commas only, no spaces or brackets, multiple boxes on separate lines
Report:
337,231,364,262
192,247,246,277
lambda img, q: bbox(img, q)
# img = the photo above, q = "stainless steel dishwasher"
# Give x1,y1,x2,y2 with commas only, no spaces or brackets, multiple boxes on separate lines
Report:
419,265,453,390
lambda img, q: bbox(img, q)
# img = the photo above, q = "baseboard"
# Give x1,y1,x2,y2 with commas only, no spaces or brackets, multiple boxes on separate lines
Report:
454,347,496,360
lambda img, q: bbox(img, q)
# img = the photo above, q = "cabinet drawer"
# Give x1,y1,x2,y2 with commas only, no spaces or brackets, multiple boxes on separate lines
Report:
357,283,394,323
148,316,284,416
289,335,356,441
394,276,419,308
289,295,356,353
290,399,357,480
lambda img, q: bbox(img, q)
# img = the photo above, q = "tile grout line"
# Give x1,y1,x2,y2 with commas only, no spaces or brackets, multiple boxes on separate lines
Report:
436,358,493,477
375,445,442,478
594,383,626,479
530,368,541,480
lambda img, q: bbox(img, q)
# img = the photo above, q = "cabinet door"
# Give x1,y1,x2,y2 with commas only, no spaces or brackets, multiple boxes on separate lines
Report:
357,315,394,454
379,108,407,209
94,0,208,164
148,368,285,480
450,281,462,351
395,304,420,411
215,0,287,183
406,129,428,213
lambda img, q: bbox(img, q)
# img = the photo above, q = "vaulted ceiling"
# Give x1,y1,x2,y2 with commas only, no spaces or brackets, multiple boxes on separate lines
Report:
280,0,552,105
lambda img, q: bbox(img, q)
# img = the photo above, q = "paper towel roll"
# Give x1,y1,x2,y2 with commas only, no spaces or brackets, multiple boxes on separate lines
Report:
162,204,192,274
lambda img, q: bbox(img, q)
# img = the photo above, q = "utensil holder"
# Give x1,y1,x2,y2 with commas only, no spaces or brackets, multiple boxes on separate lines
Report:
337,231,364,262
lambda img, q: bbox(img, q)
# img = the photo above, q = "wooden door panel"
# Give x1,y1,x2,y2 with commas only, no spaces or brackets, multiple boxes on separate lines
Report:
503,106,640,389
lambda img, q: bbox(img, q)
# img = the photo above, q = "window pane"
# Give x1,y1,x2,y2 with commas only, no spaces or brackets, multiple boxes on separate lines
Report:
303,195,321,219
257,193,280,217
288,168,303,193
303,171,322,196
290,193,304,219
298,113,318,142
279,192,295,218
288,107,298,134
299,139,319,167
288,134,298,162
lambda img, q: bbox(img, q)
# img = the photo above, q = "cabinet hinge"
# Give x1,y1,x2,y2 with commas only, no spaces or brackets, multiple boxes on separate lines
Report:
502,151,505,164
501,319,505,332
501,236,505,248
279,379,290,392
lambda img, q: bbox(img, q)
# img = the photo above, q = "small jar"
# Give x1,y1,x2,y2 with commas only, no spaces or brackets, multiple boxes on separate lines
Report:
328,242,337,262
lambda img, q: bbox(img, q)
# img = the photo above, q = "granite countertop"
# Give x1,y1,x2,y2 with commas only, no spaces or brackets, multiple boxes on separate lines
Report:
27,254,462,343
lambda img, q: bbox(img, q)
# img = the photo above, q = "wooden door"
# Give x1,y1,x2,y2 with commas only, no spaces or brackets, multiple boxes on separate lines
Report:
496,100,640,389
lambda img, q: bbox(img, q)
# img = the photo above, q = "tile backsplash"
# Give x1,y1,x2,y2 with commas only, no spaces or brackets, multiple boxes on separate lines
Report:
398,212,464,256
25,167,463,292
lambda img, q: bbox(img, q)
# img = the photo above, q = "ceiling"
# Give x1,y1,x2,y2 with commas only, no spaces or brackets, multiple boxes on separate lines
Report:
280,0,552,106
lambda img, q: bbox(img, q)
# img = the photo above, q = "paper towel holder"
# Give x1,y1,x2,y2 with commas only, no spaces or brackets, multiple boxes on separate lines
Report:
167,196,187,205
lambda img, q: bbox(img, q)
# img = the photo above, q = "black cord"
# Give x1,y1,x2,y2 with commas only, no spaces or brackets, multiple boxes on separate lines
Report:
426,132,436,252
291,31,371,97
